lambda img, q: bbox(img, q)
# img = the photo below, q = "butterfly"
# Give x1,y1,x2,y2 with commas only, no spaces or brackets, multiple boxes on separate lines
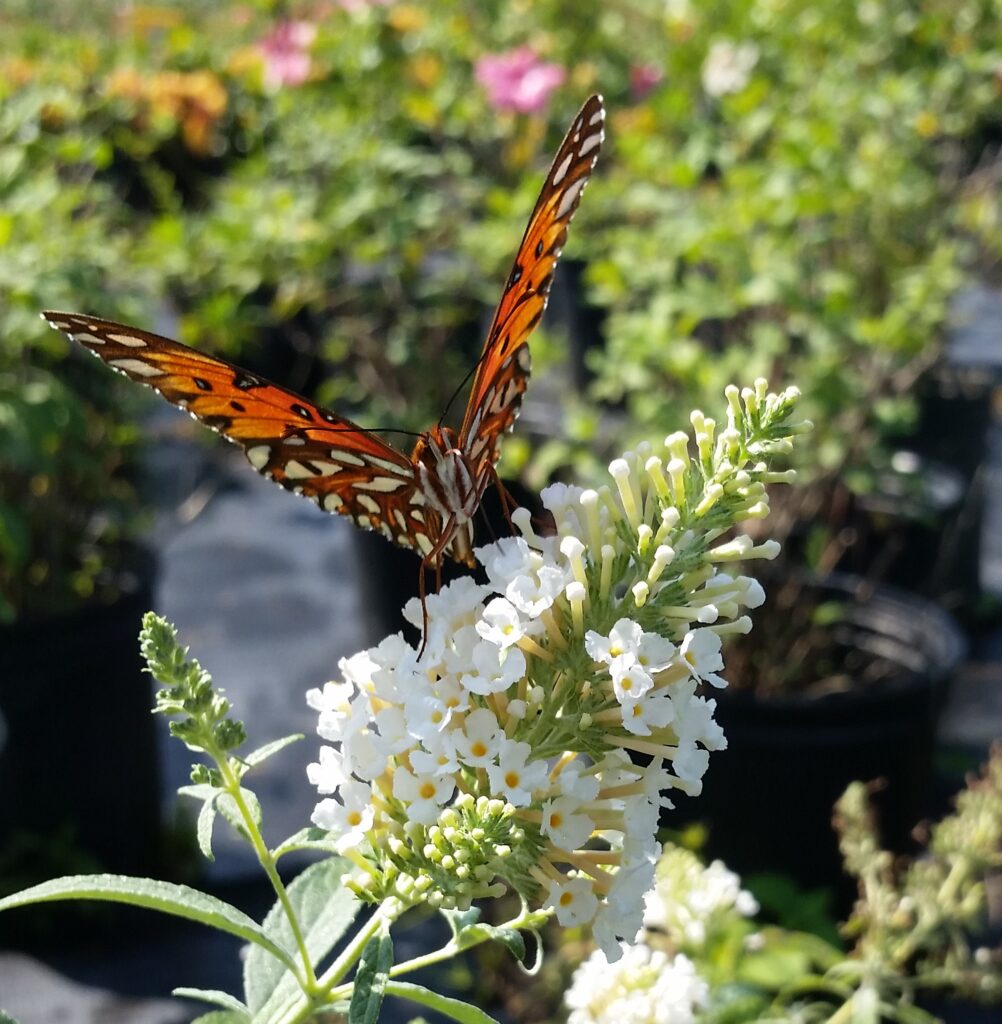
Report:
43,94,605,612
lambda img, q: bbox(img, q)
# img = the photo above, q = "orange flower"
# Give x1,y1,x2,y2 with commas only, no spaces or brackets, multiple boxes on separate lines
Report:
2,57,37,88
114,68,228,155
105,67,146,102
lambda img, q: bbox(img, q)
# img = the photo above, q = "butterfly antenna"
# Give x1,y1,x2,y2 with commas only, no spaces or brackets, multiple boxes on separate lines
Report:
438,342,494,429
322,425,425,440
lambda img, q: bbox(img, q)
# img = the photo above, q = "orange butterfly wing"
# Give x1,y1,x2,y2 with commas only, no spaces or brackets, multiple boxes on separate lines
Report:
41,312,443,557
42,97,606,565
459,94,606,471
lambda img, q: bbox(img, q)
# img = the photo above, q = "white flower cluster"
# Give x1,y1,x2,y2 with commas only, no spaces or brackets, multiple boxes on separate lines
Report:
307,381,805,960
701,39,760,97
644,844,759,946
565,944,708,1024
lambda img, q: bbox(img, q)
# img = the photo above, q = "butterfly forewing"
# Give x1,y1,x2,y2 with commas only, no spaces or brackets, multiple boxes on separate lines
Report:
458,94,606,471
42,95,604,571
41,311,441,553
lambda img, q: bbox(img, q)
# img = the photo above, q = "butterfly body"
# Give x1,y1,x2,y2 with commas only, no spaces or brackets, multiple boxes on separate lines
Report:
42,94,605,588
411,426,483,566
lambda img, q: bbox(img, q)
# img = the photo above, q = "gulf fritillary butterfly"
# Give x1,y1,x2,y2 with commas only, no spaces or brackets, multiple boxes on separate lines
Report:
43,94,605,615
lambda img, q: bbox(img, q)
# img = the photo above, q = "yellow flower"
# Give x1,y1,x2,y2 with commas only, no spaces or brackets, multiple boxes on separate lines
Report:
408,53,441,88
227,45,264,80
389,5,428,33
119,5,184,34
915,110,938,139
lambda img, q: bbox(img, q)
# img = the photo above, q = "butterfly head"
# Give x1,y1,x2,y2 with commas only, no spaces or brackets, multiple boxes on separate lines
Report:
409,427,483,567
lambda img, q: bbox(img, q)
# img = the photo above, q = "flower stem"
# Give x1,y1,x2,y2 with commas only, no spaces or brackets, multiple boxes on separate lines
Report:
213,745,318,994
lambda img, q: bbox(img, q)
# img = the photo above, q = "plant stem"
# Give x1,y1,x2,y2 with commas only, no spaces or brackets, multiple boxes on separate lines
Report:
213,744,319,993
320,900,399,992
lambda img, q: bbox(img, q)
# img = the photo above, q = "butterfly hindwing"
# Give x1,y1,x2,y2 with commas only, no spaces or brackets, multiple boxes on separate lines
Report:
459,94,606,471
40,311,438,552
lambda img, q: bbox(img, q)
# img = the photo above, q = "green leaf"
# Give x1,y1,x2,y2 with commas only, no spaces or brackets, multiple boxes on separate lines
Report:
889,1003,939,1024
441,906,526,962
197,794,219,862
348,933,393,1024
173,988,248,1015
0,875,299,975
453,922,525,963
441,906,481,939
191,1013,248,1024
246,858,360,1015
243,734,304,767
384,982,502,1024
0,1011,23,1024
272,827,345,861
180,784,261,841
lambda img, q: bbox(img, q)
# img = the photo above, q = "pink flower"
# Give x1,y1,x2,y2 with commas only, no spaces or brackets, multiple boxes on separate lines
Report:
475,46,566,114
258,20,317,90
630,64,663,100
338,0,394,11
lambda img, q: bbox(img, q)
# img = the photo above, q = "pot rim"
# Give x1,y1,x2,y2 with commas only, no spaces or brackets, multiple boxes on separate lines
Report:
718,571,968,709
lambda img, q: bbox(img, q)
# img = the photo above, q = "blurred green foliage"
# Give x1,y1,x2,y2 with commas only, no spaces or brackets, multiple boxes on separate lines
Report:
1,0,1000,618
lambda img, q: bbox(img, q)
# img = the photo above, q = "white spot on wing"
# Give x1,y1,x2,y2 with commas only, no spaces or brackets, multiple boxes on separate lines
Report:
357,495,381,514
414,532,433,555
110,358,164,378
589,109,604,125
284,437,306,446
356,515,372,529
284,460,314,479
331,451,365,466
366,456,408,474
356,477,406,492
246,445,270,470
108,333,147,348
74,332,107,345
579,130,602,156
551,152,573,186
323,494,343,512
556,178,586,219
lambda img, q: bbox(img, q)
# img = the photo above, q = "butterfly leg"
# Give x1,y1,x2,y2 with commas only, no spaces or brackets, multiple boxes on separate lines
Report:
415,517,456,658
485,463,521,532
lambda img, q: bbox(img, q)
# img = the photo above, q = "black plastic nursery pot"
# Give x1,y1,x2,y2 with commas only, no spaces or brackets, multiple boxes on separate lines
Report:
0,552,161,882
844,451,985,616
680,575,966,900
